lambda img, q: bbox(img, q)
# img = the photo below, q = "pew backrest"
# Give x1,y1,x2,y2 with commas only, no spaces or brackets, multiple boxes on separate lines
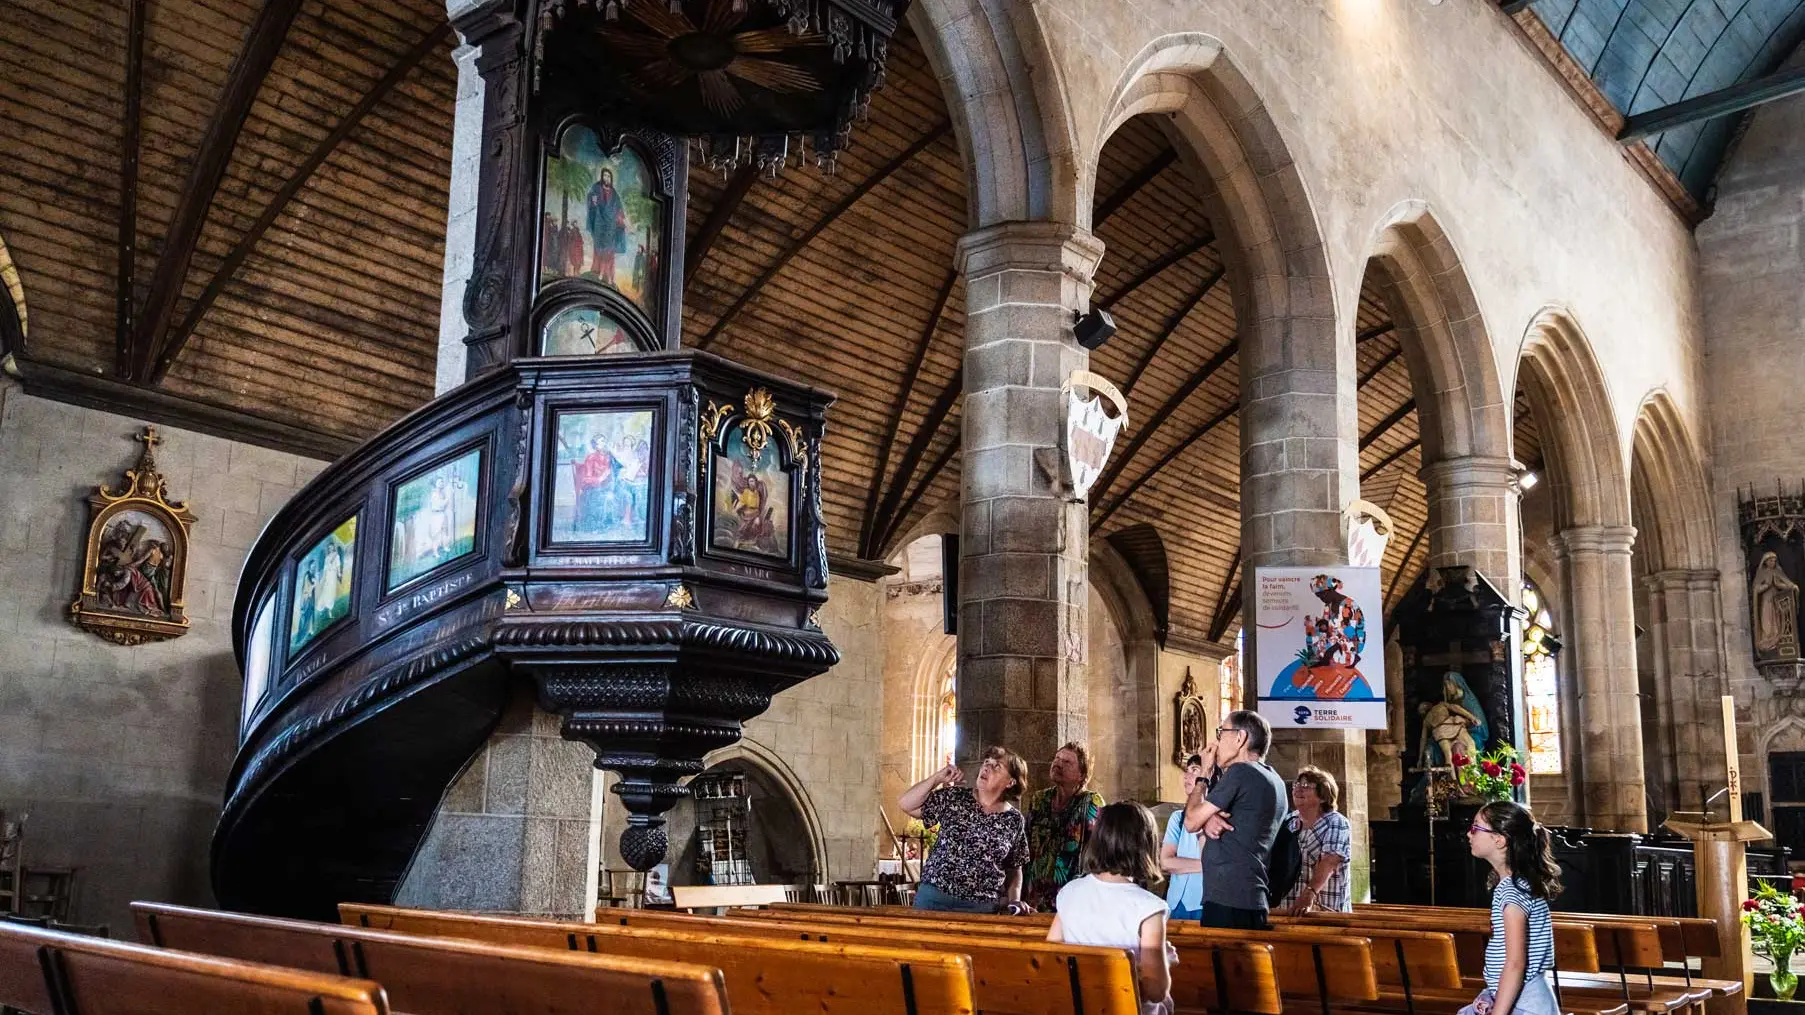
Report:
595,907,1139,1015
133,901,729,1015
659,905,1300,1014
1245,922,1465,991
342,902,977,1015
1,920,388,1015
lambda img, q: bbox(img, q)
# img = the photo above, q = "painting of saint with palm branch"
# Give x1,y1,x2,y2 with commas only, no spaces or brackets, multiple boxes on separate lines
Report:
539,126,662,317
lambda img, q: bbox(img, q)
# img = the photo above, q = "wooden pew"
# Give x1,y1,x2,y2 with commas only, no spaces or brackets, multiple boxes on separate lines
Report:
1290,911,1695,1015
0,920,388,1014
131,901,728,1015
1355,905,1732,993
746,903,1419,1009
744,902,1630,1015
601,907,1290,1015
594,907,1142,1014
341,902,978,1015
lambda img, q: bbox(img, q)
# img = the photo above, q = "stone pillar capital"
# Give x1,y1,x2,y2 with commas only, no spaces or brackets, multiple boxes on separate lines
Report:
1417,454,1516,490
956,221,1107,296
1555,524,1637,557
1642,567,1723,594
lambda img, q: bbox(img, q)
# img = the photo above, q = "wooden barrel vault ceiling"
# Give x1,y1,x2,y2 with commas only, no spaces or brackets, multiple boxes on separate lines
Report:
1,3,1443,652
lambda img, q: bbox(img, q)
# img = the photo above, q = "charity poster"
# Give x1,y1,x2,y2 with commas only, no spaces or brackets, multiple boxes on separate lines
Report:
1253,566,1386,729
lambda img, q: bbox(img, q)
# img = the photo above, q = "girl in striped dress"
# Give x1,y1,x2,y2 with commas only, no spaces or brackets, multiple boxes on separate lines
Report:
1465,801,1562,1015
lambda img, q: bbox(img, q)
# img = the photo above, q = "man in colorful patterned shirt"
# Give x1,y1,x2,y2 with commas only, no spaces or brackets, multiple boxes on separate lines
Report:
1024,742,1105,912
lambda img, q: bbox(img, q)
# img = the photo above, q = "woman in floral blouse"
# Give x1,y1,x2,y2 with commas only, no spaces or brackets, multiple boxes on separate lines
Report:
1024,742,1105,912
899,746,1030,913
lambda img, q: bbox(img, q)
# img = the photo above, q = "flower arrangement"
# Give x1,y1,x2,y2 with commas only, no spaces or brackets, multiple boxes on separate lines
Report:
1743,881,1805,1000
1451,743,1526,803
903,818,938,860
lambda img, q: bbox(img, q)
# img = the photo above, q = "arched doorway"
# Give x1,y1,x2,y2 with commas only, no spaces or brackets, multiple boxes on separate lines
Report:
670,748,825,887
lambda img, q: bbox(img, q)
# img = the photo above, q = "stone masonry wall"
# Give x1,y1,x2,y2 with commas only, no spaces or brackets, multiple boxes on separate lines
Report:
0,381,324,932
597,574,886,884
1696,85,1805,792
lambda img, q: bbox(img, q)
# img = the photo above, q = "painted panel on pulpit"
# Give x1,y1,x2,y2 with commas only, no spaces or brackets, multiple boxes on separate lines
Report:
389,449,482,590
539,126,662,318
711,428,790,559
291,516,357,653
551,410,654,543
541,306,637,357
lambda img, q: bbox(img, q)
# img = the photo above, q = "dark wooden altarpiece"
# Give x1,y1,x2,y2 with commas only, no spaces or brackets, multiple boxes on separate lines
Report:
215,0,910,916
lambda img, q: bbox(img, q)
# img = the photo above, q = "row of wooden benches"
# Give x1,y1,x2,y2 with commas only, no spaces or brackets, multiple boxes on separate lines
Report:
0,895,1741,1015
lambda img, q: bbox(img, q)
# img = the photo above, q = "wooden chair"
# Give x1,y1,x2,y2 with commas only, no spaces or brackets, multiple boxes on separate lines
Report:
341,902,978,1015
1,919,387,1014
131,901,729,1015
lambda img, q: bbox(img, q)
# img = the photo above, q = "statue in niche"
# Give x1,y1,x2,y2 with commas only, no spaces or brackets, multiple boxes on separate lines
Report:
1417,672,1487,772
1751,550,1800,663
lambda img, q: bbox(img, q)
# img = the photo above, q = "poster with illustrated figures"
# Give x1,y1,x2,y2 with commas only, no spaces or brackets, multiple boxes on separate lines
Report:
1253,566,1386,729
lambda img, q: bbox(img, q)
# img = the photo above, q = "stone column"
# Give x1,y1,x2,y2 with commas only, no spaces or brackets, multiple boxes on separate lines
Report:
954,222,1106,776
1642,568,1729,814
436,0,492,394
1238,254,1365,897
1555,524,1647,832
1420,456,1519,591
396,685,599,917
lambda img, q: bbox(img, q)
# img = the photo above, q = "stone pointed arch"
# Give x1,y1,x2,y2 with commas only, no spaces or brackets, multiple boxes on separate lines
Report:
906,0,1072,227
1365,203,1507,465
1088,537,1162,803
1629,389,1726,819
1364,203,1514,588
704,737,831,881
1630,391,1714,572
1094,34,1348,568
1517,308,1644,831
1516,309,1631,532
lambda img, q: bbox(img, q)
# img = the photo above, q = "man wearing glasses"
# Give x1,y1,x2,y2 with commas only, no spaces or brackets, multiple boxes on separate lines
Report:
1181,710,1288,929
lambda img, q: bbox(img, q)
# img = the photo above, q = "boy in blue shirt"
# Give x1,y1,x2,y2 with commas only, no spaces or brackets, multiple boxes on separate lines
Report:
1161,753,1210,920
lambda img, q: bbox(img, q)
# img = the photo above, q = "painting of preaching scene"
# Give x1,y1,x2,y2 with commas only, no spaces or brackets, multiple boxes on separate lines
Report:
389,449,483,590
291,516,357,653
541,305,638,357
711,428,790,559
93,509,177,618
539,126,662,318
551,410,654,543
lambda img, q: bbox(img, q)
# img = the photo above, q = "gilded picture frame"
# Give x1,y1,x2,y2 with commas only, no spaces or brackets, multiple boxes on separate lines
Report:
69,428,197,646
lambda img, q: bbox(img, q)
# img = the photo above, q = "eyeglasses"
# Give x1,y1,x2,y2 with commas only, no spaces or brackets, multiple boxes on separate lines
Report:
1214,727,1245,738
1468,822,1497,836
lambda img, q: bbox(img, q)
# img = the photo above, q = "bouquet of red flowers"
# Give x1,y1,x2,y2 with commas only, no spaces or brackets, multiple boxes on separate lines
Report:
1451,743,1526,802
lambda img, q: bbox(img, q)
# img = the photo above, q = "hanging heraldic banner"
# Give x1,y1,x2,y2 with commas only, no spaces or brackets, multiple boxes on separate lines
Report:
1253,566,1386,729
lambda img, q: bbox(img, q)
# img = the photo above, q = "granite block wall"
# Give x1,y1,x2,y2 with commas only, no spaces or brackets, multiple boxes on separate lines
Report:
0,381,324,932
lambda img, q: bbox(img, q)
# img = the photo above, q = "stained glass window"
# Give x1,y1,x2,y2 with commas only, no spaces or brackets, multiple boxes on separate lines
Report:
936,666,957,771
1221,629,1245,723
1521,580,1563,774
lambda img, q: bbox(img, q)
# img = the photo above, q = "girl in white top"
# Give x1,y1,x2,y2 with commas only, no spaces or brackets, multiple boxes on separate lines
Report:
1047,801,1174,1015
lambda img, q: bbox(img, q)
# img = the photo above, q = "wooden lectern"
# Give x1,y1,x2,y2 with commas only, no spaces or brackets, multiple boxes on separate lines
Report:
1664,697,1772,1015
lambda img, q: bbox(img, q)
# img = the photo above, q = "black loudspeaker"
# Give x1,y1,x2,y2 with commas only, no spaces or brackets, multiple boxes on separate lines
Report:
1074,308,1116,350
942,533,959,635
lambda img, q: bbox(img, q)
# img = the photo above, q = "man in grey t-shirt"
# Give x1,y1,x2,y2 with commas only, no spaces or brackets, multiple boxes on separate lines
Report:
1183,709,1288,929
